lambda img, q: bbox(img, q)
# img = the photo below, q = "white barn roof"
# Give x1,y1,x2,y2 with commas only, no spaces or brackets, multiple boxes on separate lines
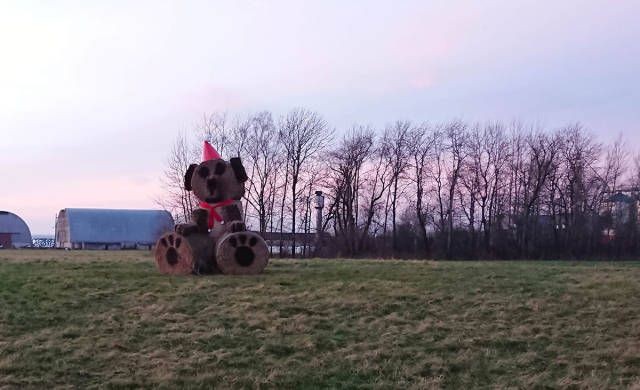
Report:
58,208,174,245
0,211,33,247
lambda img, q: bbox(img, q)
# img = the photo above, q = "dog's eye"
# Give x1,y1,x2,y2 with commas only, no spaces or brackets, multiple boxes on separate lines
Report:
214,162,226,175
198,166,210,178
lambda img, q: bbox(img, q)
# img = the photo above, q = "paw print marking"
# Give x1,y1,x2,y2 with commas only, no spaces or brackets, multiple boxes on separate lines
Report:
159,233,183,266
229,234,258,266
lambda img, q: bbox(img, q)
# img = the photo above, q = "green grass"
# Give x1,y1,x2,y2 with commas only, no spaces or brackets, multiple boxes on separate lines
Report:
1,250,640,389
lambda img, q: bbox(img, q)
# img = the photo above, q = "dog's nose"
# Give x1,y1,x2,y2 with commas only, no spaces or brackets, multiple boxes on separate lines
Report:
207,178,217,193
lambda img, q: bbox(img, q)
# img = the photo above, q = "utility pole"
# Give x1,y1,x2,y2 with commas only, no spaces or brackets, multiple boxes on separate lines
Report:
314,191,324,256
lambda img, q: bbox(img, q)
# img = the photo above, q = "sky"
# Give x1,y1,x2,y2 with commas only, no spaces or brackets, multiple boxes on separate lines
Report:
1,0,639,234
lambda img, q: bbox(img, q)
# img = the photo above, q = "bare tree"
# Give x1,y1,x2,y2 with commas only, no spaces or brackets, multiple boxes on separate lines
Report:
552,125,605,256
279,108,331,257
461,122,508,257
603,136,629,194
408,124,436,258
277,147,291,257
201,112,232,156
431,127,448,244
244,111,283,234
634,153,640,189
157,133,199,223
357,137,394,253
327,127,374,256
444,121,468,259
519,130,558,257
382,121,412,255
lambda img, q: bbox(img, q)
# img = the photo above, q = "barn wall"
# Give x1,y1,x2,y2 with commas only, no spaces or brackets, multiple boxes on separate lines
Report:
0,233,13,248
54,210,72,249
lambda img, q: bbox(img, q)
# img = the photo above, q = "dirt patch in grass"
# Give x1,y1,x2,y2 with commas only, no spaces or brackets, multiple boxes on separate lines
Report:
1,251,639,388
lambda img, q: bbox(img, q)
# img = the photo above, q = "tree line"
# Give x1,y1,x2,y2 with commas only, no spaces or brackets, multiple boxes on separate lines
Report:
160,108,640,260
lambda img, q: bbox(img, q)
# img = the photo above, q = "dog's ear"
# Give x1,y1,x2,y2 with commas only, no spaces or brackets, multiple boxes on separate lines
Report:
230,157,248,182
184,164,198,191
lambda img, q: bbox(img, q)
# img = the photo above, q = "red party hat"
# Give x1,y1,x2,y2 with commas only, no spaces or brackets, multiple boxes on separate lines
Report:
202,140,221,161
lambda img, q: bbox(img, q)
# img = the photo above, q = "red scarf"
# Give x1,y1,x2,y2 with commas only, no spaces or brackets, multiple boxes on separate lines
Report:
199,199,235,229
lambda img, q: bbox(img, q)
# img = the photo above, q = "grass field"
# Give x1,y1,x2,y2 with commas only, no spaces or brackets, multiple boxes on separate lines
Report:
1,251,639,389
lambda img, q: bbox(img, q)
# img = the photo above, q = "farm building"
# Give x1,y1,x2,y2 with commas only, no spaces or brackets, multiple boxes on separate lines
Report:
55,208,174,250
0,211,33,248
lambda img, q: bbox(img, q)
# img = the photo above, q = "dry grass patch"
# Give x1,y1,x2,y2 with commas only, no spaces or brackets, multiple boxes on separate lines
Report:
1,251,639,388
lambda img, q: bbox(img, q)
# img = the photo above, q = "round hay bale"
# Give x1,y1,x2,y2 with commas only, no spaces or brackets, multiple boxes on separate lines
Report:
216,231,269,275
154,232,193,275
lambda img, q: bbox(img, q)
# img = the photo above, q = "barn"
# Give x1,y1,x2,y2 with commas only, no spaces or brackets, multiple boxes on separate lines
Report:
0,211,33,248
55,208,174,250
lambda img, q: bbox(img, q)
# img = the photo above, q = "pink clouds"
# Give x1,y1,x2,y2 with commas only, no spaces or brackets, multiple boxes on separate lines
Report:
0,175,163,235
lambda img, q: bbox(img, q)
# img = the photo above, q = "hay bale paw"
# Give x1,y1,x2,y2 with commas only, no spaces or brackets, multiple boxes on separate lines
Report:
216,231,268,275
154,232,193,275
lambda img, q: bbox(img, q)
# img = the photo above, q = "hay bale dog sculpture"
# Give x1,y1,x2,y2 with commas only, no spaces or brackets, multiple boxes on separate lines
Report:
155,141,269,275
